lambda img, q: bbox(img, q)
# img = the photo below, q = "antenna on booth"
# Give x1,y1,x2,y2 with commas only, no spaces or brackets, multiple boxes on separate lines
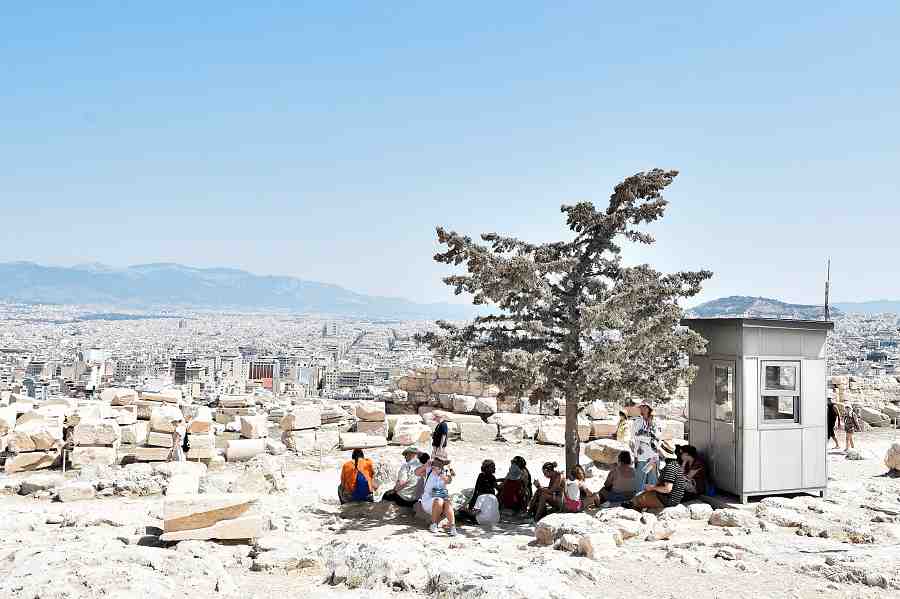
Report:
824,258,831,321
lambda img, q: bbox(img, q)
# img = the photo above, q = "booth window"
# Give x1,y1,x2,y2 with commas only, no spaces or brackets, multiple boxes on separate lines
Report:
761,361,800,423
714,363,734,422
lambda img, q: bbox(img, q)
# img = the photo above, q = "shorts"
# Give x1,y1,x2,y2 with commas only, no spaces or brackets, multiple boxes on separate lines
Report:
564,497,583,512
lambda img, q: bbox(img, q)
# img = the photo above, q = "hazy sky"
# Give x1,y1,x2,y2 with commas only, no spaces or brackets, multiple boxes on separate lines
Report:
2,2,898,306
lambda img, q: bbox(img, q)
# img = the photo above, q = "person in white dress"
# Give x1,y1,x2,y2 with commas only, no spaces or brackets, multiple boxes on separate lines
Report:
419,457,458,536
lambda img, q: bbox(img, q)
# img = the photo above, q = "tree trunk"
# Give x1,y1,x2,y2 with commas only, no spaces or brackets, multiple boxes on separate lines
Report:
564,392,579,474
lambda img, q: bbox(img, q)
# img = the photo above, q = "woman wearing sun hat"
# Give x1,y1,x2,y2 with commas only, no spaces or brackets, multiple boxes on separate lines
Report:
630,400,663,494
628,439,687,510
419,456,458,536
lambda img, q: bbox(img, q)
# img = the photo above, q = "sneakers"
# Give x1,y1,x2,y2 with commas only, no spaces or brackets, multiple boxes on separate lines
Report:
448,527,459,537
429,523,439,533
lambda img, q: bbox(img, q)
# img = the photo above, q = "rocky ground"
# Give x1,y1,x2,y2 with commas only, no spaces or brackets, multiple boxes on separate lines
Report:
1,430,899,599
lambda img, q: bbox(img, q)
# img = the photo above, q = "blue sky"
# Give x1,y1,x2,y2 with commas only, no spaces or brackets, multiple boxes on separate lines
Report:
1,2,898,305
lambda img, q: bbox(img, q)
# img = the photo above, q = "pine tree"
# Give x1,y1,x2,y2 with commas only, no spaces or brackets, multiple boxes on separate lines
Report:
419,169,711,472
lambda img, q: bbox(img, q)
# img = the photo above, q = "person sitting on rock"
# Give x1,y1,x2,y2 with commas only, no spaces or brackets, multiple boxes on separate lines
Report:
596,450,636,506
382,446,422,508
458,459,500,524
627,440,686,511
498,459,528,513
338,449,377,504
563,469,584,513
571,465,600,509
679,445,707,500
419,457,458,536
529,461,564,521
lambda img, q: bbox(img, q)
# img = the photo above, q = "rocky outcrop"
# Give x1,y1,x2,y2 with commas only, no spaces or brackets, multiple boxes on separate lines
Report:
585,439,629,464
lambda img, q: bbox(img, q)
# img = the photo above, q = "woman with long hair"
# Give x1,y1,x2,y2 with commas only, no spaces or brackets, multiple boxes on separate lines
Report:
529,461,564,521
338,448,377,504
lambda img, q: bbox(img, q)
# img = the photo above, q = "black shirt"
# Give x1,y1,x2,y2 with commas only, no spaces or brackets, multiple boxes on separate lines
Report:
432,421,448,448
468,472,497,509
658,461,687,507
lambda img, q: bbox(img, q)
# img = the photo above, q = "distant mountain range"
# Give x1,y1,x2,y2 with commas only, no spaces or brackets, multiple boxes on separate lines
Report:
0,262,475,320
687,296,839,320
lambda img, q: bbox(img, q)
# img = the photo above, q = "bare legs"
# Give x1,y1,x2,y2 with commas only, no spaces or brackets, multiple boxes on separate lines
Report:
530,489,559,520
845,431,855,450
430,499,455,528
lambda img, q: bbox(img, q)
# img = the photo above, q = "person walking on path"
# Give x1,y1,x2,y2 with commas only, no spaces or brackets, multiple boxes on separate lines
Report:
844,404,862,451
827,397,841,450
630,401,663,494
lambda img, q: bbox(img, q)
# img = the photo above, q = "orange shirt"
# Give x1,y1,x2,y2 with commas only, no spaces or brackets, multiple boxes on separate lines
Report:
341,458,375,492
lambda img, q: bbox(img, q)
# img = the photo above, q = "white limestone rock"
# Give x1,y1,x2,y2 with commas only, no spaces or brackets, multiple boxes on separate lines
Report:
225,439,267,462
280,406,321,431
57,481,97,502
708,508,758,528
188,406,213,433
474,396,497,414
0,406,16,435
585,400,608,420
339,433,387,450
578,530,623,558
70,446,118,468
163,493,258,533
451,395,477,413
240,415,269,439
120,421,150,445
149,404,184,433
499,425,525,443
73,419,121,446
356,420,387,436
689,503,714,520
535,513,609,546
390,422,431,446
585,439,629,464
536,421,565,446
886,442,900,471
590,419,618,439
19,472,65,495
486,413,541,438
355,401,386,422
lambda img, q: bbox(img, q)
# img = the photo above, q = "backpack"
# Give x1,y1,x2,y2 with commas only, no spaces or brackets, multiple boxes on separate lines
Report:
350,464,371,501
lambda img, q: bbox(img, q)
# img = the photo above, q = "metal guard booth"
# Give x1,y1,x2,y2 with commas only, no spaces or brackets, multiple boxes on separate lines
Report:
681,317,834,504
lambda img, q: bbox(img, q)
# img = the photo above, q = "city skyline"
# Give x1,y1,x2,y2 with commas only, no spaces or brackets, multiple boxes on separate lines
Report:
3,3,899,306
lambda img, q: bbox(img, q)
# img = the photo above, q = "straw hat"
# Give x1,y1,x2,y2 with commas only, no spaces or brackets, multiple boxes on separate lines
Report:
659,439,678,460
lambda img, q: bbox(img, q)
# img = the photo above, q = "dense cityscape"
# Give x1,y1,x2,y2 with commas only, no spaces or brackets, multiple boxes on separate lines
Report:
0,302,445,403
2,301,898,405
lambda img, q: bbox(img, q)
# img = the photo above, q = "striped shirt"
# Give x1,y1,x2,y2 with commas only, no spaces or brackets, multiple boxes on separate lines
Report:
658,461,687,507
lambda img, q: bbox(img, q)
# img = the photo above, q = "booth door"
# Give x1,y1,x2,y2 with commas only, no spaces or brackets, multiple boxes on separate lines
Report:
711,360,737,493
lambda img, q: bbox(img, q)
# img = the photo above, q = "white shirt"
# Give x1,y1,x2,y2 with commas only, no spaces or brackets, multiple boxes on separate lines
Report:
420,470,447,505
630,416,661,463
564,480,580,502
395,459,421,501
473,494,500,525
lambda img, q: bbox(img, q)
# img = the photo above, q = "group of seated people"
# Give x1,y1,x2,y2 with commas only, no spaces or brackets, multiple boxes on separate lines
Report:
337,439,709,534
